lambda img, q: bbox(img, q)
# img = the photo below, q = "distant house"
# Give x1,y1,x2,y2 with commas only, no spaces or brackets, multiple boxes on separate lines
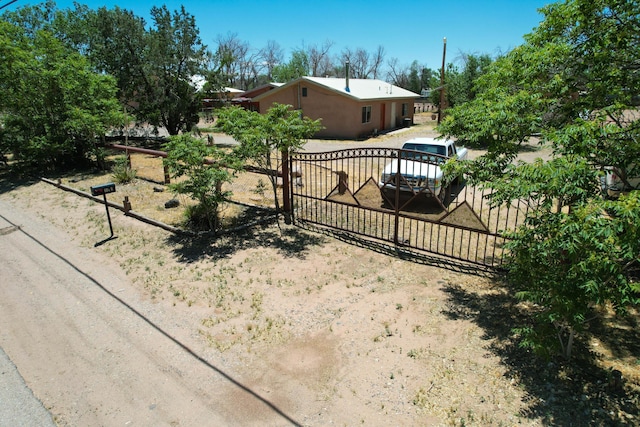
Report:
233,83,284,111
201,87,244,113
218,87,244,100
191,75,243,105
252,76,420,139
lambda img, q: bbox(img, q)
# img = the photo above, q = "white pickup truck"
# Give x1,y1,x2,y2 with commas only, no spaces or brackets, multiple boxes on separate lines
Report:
379,137,468,202
603,164,640,198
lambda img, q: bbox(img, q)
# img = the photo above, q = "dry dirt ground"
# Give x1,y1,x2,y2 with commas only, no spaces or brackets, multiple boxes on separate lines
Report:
0,115,638,426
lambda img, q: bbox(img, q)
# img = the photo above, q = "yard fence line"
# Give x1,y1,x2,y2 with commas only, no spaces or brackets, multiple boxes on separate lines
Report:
41,177,279,237
105,144,294,212
289,147,529,268
41,177,193,235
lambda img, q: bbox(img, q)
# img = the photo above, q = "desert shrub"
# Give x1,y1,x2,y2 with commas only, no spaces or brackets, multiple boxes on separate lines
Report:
111,156,137,183
164,134,241,232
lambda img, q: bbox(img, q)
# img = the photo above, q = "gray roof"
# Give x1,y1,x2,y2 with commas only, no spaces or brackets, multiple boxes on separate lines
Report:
255,76,419,101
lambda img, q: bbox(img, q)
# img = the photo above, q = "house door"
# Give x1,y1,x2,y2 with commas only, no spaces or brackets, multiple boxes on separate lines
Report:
380,103,386,131
390,102,396,128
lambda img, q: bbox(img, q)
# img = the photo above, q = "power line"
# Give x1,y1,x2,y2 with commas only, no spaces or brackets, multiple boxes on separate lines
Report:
0,0,18,10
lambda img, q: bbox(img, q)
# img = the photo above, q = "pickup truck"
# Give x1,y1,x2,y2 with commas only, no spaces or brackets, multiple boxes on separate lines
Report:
603,164,640,198
379,137,468,202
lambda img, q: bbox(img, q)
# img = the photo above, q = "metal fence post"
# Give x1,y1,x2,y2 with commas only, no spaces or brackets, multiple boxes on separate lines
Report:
281,150,291,223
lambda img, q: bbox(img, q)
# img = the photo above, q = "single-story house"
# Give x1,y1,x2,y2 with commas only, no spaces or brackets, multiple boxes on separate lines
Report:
220,87,245,99
191,75,243,104
201,87,244,113
233,83,284,111
252,76,420,139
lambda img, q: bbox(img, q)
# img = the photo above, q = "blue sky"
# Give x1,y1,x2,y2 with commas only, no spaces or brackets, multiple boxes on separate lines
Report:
30,0,551,71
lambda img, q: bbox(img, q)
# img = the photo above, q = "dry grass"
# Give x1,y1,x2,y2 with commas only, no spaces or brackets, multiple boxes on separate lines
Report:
62,153,277,230
65,168,191,227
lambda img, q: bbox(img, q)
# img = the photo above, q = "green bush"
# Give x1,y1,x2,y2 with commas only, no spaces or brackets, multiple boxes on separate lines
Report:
181,202,219,231
164,134,239,232
111,156,136,183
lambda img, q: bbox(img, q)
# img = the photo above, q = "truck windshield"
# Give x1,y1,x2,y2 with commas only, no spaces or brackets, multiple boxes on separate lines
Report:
402,143,446,156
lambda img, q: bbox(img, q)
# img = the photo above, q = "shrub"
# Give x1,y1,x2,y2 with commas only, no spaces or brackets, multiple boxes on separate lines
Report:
111,156,136,183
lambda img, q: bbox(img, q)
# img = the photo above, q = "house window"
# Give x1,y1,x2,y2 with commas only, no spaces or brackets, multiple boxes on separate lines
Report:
402,103,408,116
362,106,372,123
302,87,308,97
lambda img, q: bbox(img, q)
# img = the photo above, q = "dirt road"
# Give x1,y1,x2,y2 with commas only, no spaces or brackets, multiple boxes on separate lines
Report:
0,200,300,426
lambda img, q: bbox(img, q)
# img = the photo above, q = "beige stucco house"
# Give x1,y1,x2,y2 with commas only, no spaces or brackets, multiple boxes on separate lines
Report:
233,83,284,111
252,76,419,140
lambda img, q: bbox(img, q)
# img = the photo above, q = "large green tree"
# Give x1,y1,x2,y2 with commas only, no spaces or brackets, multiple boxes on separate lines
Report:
0,0,56,37
438,0,640,359
0,21,123,168
445,53,493,108
271,50,310,82
86,5,207,135
216,103,322,217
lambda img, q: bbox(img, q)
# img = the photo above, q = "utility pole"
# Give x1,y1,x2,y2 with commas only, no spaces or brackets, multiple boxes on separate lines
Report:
438,37,447,125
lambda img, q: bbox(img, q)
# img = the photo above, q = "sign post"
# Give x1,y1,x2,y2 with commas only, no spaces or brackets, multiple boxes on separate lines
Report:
90,182,117,246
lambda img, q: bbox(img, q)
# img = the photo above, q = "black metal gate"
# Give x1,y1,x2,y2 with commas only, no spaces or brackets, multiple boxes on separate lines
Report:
290,147,528,268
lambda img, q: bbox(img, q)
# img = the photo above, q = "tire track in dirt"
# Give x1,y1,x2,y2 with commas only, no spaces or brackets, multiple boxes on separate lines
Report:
0,202,301,426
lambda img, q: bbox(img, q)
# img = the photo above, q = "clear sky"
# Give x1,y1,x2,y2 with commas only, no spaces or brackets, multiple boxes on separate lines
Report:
24,0,552,71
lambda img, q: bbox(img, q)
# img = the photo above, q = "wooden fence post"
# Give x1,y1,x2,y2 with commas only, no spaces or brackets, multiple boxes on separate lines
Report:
164,164,171,184
336,171,348,194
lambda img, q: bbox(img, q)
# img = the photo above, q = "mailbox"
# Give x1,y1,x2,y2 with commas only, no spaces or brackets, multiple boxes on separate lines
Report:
91,182,116,197
90,182,117,245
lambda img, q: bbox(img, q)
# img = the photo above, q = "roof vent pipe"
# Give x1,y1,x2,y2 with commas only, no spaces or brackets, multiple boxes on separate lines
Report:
345,61,350,92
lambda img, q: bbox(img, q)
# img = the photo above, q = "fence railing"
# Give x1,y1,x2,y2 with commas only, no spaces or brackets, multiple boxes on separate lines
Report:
105,144,292,211
290,148,529,268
